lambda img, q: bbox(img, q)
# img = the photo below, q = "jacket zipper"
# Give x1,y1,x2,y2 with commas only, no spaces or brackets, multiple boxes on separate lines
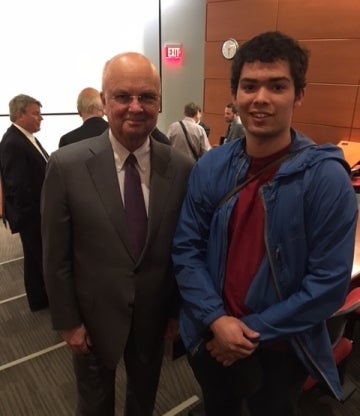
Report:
261,187,341,400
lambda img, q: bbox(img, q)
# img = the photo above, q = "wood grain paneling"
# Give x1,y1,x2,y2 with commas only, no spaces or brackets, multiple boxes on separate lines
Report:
302,40,360,85
292,123,351,145
350,129,360,142
293,84,358,127
206,0,277,41
354,90,360,128
204,42,234,79
277,0,360,39
203,79,233,114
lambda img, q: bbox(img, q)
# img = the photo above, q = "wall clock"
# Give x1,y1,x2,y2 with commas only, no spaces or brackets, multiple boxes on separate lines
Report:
221,38,239,60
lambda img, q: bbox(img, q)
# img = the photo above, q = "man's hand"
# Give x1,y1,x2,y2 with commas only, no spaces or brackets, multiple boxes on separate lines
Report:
62,324,92,355
207,316,260,366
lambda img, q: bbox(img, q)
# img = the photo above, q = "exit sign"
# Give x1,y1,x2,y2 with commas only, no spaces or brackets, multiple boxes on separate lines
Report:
164,44,183,63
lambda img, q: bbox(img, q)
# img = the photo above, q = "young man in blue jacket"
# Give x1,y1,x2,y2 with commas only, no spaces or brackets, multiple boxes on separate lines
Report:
172,31,358,416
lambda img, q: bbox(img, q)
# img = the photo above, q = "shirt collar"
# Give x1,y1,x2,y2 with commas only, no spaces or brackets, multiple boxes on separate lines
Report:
13,123,35,141
108,130,150,172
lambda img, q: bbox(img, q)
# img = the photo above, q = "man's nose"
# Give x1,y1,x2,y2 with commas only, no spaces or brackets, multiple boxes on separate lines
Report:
128,96,144,110
254,87,269,103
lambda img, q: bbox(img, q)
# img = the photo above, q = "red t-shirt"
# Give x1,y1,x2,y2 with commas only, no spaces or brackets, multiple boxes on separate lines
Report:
224,146,290,318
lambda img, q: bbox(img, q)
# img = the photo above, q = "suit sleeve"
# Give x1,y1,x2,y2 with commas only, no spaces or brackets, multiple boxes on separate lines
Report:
41,154,82,330
1,139,39,226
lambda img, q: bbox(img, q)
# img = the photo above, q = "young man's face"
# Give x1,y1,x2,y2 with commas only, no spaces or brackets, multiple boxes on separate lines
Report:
235,60,304,142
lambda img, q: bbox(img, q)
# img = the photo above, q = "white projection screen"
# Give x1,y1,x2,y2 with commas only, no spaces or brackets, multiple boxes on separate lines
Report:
0,0,161,151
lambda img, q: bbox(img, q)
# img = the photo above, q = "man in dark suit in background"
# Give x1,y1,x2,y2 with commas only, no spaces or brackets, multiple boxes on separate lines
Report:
41,52,193,415
0,94,49,311
59,87,108,147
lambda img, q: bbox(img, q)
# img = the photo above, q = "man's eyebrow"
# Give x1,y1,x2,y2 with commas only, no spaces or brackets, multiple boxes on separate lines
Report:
239,76,291,83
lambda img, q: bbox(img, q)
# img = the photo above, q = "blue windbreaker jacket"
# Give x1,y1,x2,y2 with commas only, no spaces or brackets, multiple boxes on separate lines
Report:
172,130,358,400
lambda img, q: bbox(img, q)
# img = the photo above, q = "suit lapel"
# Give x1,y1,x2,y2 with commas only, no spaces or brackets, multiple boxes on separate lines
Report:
34,137,49,160
84,137,177,262
146,141,175,246
13,127,47,168
85,137,133,256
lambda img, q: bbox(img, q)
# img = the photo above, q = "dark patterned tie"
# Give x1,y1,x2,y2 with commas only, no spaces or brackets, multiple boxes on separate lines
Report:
124,154,147,259
35,137,49,160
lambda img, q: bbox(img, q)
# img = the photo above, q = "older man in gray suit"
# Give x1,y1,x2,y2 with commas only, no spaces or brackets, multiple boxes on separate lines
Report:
41,52,193,416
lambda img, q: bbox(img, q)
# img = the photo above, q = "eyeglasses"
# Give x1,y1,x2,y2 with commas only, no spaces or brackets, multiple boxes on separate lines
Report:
109,93,159,106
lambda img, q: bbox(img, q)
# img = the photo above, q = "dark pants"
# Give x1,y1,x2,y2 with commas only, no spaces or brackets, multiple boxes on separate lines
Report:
73,331,164,416
189,346,308,416
19,219,48,310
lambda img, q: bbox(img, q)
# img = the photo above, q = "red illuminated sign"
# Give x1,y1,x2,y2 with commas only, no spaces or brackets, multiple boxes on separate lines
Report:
164,44,183,63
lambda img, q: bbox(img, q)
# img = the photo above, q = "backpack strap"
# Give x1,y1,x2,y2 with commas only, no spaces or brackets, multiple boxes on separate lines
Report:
179,121,199,161
217,145,315,209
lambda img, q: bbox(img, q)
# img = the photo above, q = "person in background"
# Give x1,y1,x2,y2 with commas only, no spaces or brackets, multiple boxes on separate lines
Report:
172,31,358,416
59,87,108,147
167,102,211,162
221,102,245,144
198,108,211,138
0,94,49,312
41,52,193,415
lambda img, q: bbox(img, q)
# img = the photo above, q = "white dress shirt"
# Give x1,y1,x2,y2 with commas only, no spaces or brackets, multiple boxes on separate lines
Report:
109,131,150,214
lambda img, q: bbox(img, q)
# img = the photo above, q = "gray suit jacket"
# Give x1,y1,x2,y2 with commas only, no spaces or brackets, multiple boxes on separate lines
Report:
227,118,245,141
41,132,193,368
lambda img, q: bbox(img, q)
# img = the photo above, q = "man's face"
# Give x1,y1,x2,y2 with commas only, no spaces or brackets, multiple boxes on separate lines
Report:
194,111,201,123
224,107,235,124
235,60,303,142
102,55,161,151
16,103,43,134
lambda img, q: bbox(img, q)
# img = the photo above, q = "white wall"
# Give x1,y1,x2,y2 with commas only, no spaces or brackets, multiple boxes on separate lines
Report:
0,0,205,153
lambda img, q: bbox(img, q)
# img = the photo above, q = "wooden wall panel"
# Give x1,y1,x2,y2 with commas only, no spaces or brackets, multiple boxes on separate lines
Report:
206,0,277,41
354,90,360,128
204,42,233,79
302,40,360,85
292,123,351,145
293,84,358,127
277,0,360,39
203,79,233,114
350,129,360,142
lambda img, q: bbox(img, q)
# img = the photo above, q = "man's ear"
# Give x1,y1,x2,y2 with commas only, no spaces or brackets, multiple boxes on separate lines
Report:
100,92,107,116
294,88,305,108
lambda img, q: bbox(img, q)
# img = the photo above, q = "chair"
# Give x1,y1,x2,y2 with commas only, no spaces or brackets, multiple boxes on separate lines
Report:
302,286,360,398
